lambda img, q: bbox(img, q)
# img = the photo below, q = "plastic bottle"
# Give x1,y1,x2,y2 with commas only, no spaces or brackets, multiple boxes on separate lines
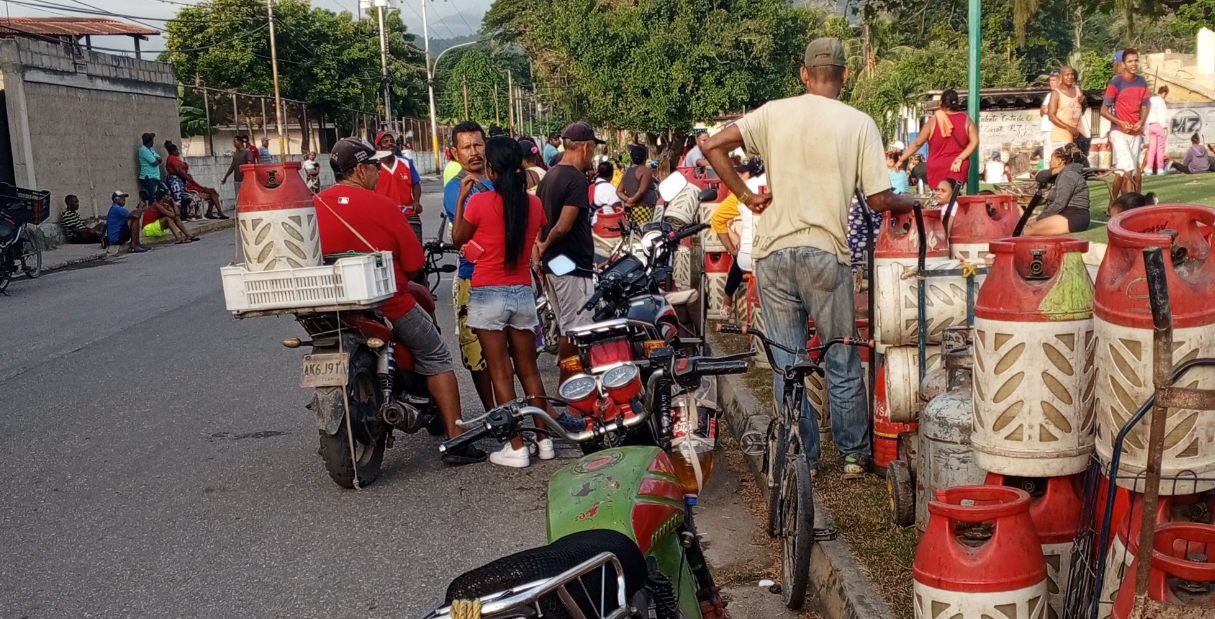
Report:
668,379,718,496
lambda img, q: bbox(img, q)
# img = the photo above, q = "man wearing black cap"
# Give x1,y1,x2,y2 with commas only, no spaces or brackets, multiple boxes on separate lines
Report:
314,137,486,465
535,122,602,375
703,37,920,480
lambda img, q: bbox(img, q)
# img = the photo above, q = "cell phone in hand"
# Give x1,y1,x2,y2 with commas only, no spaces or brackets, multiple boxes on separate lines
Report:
463,239,485,264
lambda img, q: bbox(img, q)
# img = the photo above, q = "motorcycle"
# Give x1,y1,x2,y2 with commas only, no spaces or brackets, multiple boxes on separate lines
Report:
0,185,47,294
280,248,458,489
429,347,750,619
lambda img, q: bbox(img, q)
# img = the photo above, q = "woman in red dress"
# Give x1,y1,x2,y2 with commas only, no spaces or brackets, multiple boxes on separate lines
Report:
165,141,226,220
899,89,979,189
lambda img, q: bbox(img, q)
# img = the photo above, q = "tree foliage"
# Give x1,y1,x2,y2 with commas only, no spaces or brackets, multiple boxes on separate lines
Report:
483,0,815,140
849,39,1026,138
161,0,427,132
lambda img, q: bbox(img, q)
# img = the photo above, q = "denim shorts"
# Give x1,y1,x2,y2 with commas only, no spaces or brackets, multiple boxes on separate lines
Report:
466,285,539,331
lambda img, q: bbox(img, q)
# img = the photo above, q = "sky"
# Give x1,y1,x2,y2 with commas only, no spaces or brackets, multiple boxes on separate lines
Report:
4,0,490,56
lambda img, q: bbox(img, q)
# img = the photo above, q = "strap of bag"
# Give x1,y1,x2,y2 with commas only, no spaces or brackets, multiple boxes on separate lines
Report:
314,192,382,254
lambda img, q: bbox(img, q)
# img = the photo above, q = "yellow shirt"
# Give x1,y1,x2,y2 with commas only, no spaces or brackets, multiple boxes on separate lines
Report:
611,168,624,188
711,193,740,235
736,93,891,264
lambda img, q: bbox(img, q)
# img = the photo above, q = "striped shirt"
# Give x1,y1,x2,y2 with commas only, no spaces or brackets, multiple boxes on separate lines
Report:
60,209,85,237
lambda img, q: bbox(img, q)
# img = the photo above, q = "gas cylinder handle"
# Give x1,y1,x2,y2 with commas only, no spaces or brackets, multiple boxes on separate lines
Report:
926,486,1031,523
1147,523,1215,581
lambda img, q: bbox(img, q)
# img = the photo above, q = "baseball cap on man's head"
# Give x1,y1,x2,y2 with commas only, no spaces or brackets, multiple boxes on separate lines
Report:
261,136,270,144
804,37,846,68
329,137,392,174
111,190,129,200
561,121,606,144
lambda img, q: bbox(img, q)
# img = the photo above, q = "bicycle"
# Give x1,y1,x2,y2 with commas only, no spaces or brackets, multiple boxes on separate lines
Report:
716,323,872,610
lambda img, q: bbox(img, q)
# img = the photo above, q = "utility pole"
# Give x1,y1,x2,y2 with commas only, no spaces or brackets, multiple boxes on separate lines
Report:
266,0,287,163
506,71,514,136
462,76,469,119
421,0,441,172
966,0,980,193
494,83,500,124
375,0,391,128
198,79,214,156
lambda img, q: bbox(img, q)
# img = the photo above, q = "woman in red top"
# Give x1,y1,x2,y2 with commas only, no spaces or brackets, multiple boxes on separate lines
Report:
899,89,979,189
453,136,553,468
164,141,225,220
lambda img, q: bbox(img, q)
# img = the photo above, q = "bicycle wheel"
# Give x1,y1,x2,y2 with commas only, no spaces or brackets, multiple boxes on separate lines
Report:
781,458,815,610
766,388,797,537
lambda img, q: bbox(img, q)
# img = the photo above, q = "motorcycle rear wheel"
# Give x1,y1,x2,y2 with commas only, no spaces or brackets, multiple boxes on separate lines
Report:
20,229,41,279
317,351,387,488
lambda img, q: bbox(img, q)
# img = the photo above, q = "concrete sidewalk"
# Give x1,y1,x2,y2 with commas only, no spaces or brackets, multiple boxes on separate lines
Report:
43,215,236,274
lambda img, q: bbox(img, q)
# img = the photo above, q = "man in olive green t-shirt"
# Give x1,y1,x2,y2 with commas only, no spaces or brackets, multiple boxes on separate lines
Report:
704,37,922,479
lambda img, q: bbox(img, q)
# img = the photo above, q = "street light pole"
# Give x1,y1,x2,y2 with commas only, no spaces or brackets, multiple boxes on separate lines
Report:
376,0,391,128
967,0,981,194
421,0,441,172
266,0,287,163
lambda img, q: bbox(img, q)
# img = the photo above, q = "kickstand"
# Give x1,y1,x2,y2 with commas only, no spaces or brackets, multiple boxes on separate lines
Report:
812,527,838,541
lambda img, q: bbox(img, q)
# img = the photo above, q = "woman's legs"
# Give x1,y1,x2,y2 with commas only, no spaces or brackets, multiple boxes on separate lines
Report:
1147,124,1167,173
505,325,551,442
151,203,187,241
1022,215,1072,236
1171,162,1194,175
474,327,525,450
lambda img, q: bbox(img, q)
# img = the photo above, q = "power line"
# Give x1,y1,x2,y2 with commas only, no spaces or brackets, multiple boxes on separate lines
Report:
442,0,478,37
65,0,160,30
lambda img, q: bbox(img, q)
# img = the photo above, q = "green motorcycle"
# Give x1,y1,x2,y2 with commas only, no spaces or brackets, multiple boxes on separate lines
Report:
424,351,748,619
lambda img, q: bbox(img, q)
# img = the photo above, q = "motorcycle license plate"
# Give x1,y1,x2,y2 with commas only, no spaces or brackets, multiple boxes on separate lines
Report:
301,353,348,388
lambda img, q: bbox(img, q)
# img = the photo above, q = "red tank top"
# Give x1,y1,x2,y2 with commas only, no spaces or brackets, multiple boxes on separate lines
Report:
374,156,416,215
926,111,971,188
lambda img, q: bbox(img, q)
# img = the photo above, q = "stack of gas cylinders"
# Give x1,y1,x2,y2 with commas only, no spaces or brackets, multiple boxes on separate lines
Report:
906,202,1215,619
1086,204,1215,618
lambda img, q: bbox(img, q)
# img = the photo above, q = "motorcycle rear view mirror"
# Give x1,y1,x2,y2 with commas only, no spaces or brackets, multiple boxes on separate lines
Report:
549,255,577,277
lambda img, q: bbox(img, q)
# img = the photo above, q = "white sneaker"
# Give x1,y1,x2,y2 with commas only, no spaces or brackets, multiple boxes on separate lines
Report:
537,438,556,461
489,443,531,468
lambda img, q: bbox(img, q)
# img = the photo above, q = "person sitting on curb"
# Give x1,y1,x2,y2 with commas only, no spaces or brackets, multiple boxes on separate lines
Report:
106,190,148,254
141,188,198,244
60,194,107,245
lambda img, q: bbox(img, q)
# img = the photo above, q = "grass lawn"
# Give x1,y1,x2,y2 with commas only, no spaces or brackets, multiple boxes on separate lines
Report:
982,173,1215,245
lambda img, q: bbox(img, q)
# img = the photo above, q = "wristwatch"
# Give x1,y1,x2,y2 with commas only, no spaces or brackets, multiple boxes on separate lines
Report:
739,190,752,204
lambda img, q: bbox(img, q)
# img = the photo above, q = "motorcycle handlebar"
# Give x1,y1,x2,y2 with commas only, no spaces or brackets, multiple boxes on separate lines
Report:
671,222,709,242
438,423,491,454
691,358,749,376
581,288,604,312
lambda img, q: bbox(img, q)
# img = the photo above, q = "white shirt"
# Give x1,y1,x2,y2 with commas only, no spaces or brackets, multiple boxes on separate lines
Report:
1040,92,1053,132
736,175,765,272
592,179,619,211
1147,96,1168,127
985,161,1007,184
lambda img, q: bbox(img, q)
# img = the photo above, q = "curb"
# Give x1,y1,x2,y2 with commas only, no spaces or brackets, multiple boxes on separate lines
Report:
42,218,236,273
709,333,897,619
43,251,108,274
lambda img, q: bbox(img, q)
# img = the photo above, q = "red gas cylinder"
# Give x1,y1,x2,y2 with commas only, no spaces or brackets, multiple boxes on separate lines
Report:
913,486,1048,617
705,252,734,320
874,208,949,265
1094,205,1215,495
1112,522,1215,619
1098,493,1215,618
592,211,626,238
237,161,321,271
948,194,1018,263
985,474,1083,619
705,252,733,275
972,237,1095,478
875,365,917,470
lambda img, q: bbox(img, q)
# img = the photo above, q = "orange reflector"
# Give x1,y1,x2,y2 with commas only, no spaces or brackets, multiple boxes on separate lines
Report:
560,356,583,373
643,340,665,357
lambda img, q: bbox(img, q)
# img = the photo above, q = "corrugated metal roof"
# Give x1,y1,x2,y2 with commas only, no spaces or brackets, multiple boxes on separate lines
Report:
0,17,159,38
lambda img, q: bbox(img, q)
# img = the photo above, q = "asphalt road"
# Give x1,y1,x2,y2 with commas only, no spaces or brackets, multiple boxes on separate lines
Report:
0,179,573,619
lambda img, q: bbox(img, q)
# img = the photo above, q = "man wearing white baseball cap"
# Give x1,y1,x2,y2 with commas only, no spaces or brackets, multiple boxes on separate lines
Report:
106,190,147,253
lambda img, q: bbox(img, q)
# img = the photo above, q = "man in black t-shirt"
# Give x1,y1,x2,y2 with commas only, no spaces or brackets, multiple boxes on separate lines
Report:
536,121,602,374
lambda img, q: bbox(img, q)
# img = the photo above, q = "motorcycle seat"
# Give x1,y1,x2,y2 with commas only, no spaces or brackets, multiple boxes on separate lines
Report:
0,220,15,245
664,289,699,307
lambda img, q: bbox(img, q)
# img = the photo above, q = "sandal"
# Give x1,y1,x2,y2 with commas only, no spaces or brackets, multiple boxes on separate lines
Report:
217,213,230,220
189,236,200,242
175,240,188,245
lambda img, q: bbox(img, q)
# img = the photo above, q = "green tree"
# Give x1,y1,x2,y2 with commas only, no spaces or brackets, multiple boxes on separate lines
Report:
1170,0,1215,38
848,39,1026,138
438,49,508,126
484,0,815,155
161,0,427,136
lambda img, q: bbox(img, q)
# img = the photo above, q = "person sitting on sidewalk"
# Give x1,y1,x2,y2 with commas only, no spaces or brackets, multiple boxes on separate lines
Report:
1170,133,1214,175
60,194,106,245
141,188,197,244
106,190,147,254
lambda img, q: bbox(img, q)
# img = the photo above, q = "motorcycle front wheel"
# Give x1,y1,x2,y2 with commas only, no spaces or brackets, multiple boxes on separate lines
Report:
316,351,387,488
20,228,41,279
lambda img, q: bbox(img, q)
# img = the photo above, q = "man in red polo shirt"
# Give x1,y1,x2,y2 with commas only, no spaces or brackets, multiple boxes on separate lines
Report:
314,137,486,465
374,131,424,242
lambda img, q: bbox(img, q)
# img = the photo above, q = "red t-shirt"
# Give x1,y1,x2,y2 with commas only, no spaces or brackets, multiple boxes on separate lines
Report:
463,191,547,288
374,157,416,215
314,185,424,320
1103,74,1151,136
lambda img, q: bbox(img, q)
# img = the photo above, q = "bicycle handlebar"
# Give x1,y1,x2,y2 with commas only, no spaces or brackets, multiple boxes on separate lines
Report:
715,323,874,378
672,222,709,242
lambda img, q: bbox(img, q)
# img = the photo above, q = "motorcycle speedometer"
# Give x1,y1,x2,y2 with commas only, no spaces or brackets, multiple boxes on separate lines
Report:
558,374,599,416
601,363,642,404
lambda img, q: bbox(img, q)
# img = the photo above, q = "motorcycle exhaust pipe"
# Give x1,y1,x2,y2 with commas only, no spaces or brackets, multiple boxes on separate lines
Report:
381,401,424,433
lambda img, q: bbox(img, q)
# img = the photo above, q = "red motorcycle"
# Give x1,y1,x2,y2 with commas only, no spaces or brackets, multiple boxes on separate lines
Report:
283,241,456,488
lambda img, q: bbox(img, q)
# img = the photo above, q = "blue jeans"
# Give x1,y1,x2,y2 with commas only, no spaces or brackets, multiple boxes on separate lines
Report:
755,247,868,469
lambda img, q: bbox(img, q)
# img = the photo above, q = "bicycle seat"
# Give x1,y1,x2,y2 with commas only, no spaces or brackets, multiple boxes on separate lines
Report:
787,359,824,380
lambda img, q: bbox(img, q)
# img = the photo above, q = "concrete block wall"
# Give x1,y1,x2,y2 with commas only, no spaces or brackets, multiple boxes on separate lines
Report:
1,38,180,221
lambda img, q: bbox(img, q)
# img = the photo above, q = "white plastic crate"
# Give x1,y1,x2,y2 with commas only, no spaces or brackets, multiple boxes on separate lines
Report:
221,251,396,313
